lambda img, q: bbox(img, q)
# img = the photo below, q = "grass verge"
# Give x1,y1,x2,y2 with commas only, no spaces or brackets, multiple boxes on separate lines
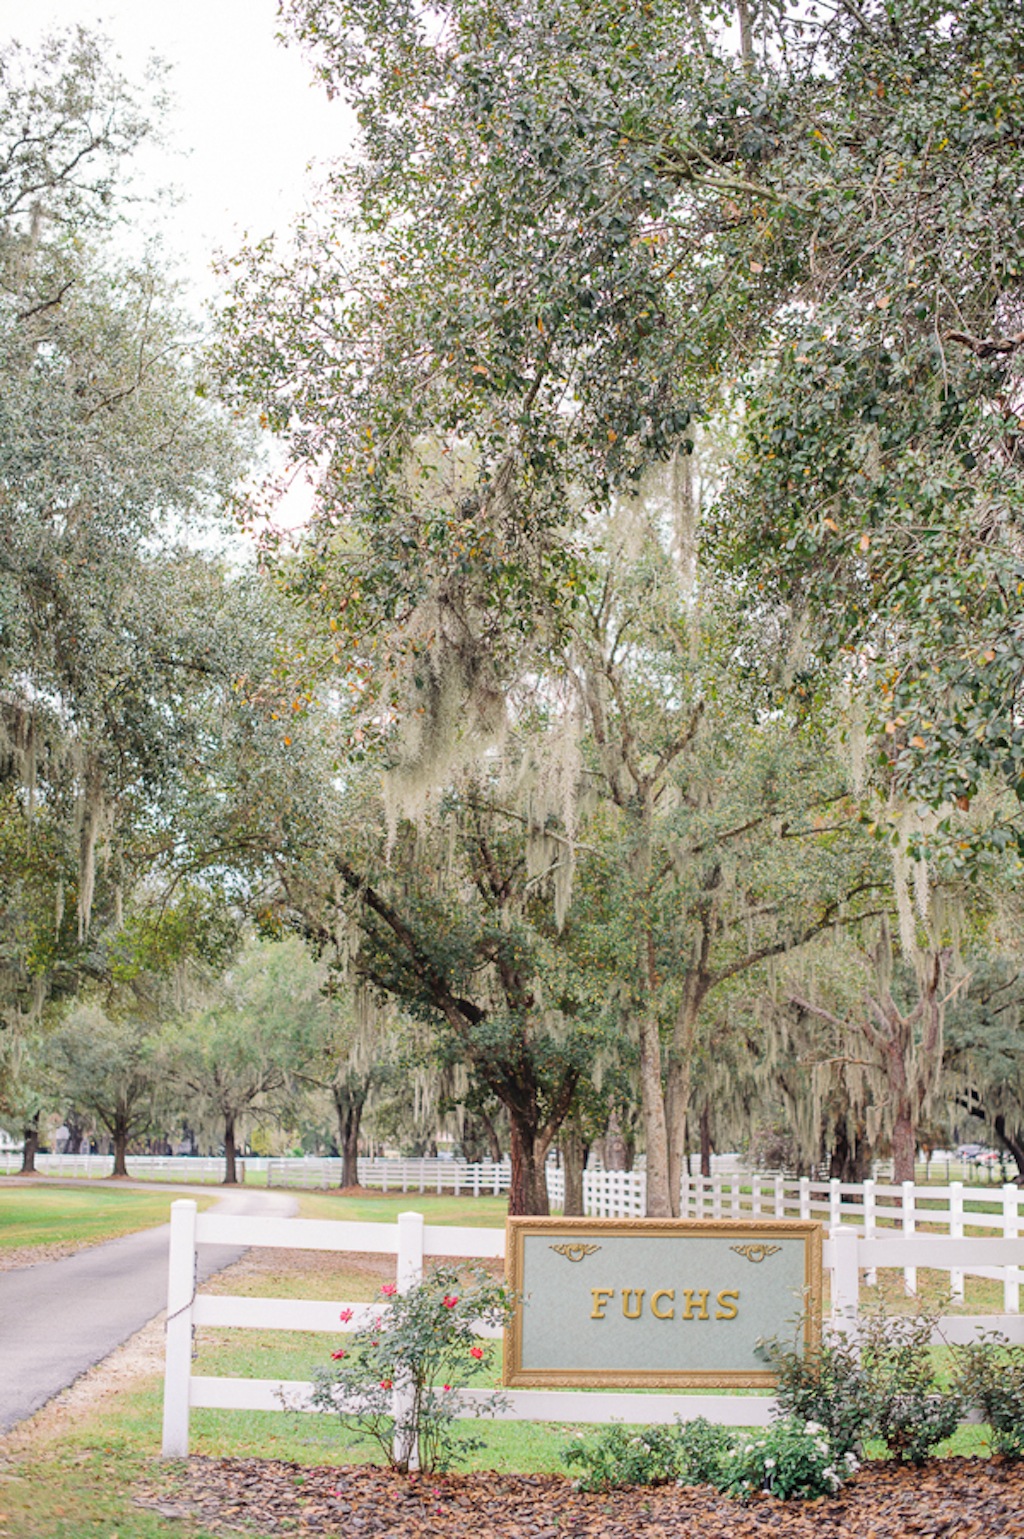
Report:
0,1186,214,1253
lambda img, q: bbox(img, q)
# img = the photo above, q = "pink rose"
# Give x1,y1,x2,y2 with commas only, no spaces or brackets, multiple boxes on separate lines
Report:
380,1378,393,1389
470,1346,484,1360
339,1308,354,1323
331,1349,347,1361
442,1295,458,1309
381,1283,397,1297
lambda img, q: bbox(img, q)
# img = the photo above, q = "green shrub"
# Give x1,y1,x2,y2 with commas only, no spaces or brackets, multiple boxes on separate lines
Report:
858,1311,963,1464
675,1416,732,1486
720,1418,859,1501
763,1322,872,1457
954,1330,1024,1458
764,1307,963,1466
561,1423,683,1492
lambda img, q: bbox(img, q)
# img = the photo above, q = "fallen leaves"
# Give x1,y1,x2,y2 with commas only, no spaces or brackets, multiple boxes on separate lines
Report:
135,1454,1024,1538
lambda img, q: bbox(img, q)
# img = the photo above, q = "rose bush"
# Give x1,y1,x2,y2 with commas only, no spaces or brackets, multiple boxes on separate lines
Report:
311,1264,515,1473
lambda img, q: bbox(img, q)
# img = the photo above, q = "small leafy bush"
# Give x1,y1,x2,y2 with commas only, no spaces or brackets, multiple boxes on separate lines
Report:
562,1423,683,1492
721,1418,859,1502
763,1322,872,1457
858,1311,963,1464
954,1330,1024,1458
765,1307,963,1465
675,1416,732,1486
311,1264,514,1474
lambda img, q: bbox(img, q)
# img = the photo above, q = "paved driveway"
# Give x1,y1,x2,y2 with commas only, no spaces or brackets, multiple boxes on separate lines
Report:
0,1188,296,1433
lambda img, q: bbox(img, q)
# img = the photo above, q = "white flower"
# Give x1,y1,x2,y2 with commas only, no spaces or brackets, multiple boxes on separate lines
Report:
804,1420,823,1435
764,1457,776,1469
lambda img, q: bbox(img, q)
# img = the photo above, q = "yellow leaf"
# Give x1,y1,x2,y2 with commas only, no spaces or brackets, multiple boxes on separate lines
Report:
910,735,926,749
859,533,871,551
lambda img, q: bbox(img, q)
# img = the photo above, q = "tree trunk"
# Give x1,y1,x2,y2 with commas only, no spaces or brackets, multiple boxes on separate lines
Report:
508,1117,550,1216
603,1110,628,1171
993,1115,1024,1184
891,1099,916,1183
223,1113,238,1185
479,1108,504,1165
20,1112,39,1174
334,1088,365,1188
699,1100,712,1179
666,972,708,1217
562,1123,585,1216
639,1014,672,1216
111,1115,129,1178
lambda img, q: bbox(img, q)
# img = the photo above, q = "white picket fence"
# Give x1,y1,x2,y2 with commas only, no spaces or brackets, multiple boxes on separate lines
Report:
9,1152,1023,1306
161,1201,1024,1458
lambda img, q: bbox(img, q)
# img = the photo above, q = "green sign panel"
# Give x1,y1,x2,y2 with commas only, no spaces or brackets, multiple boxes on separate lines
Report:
504,1218,822,1387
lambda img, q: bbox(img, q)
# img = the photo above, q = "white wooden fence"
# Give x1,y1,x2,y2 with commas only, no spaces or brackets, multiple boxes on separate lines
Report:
161,1201,1024,1458
0,1151,514,1192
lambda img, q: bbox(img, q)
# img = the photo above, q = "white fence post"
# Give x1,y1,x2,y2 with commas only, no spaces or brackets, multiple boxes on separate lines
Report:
1003,1183,1019,1314
774,1174,784,1218
902,1180,916,1296
830,1226,860,1331
863,1178,877,1287
799,1176,810,1221
161,1199,198,1457
950,1181,964,1301
393,1210,425,1471
829,1178,841,1231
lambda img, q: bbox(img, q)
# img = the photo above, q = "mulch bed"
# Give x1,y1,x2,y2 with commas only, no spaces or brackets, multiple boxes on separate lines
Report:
137,1455,1024,1537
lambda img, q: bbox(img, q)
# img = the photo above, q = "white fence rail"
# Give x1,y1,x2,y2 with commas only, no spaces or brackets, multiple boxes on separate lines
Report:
161,1202,1024,1458
0,1152,514,1192
8,1153,1022,1304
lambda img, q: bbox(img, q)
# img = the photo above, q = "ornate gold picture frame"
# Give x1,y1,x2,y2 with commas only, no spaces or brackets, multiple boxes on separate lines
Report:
503,1216,822,1388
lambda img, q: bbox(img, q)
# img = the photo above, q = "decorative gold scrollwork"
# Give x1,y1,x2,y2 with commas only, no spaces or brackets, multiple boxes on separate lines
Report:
730,1243,783,1263
549,1242,602,1263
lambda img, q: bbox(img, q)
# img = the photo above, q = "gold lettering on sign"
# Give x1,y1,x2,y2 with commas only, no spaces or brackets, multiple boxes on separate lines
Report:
651,1289,675,1320
622,1288,646,1320
681,1288,710,1320
590,1288,614,1320
715,1289,740,1320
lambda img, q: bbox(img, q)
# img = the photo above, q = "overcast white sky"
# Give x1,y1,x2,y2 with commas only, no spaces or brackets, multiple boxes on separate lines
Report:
0,1,360,534
0,0,357,298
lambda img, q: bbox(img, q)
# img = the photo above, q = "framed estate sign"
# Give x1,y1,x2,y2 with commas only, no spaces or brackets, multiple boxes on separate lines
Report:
503,1217,822,1388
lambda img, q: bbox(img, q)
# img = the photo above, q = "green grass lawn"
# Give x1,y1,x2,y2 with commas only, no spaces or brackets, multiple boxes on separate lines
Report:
0,1185,214,1252
293,1190,509,1227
